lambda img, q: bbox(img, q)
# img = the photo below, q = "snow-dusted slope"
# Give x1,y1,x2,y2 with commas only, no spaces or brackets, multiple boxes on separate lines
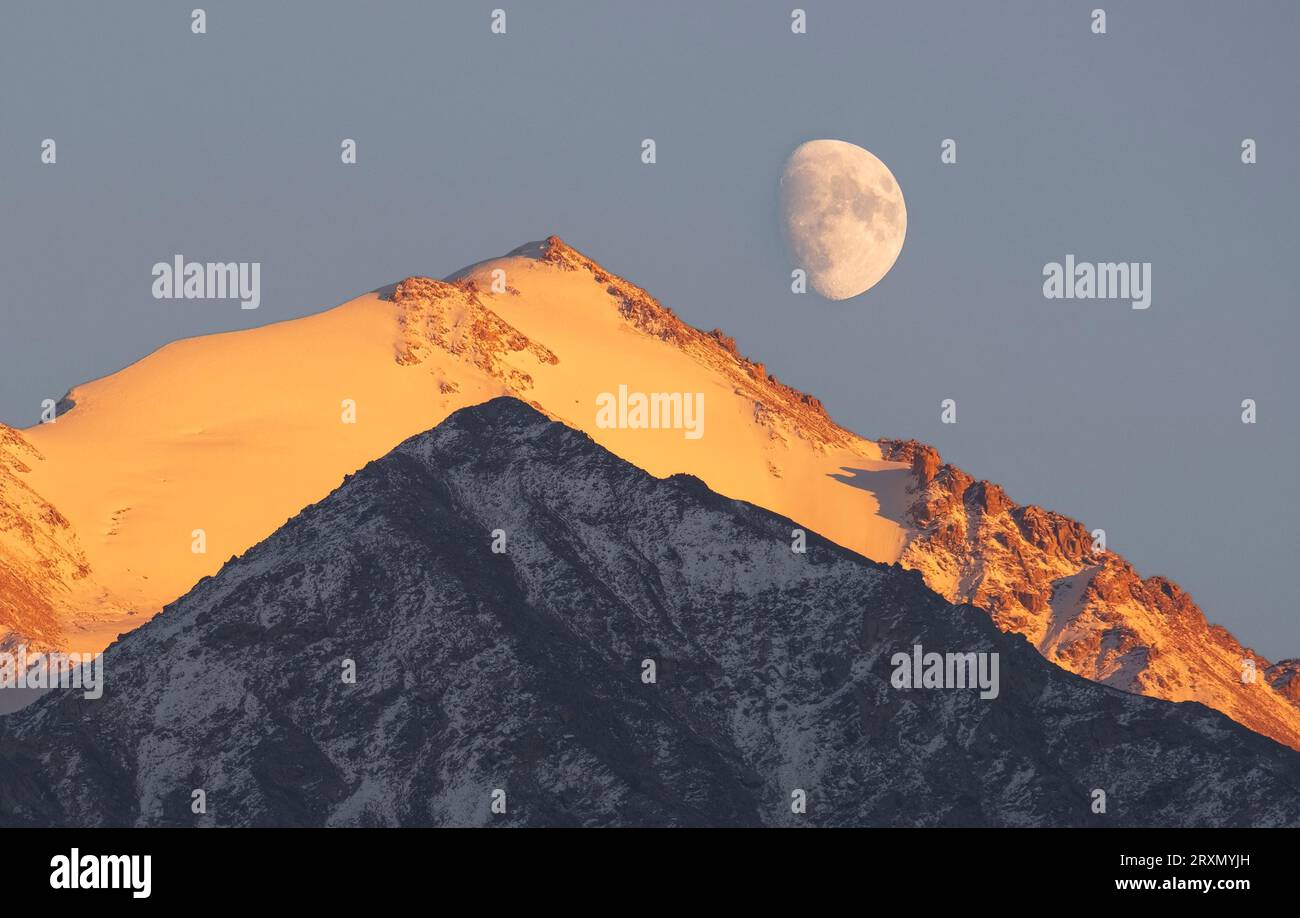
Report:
3,399,1299,827
2,236,1297,751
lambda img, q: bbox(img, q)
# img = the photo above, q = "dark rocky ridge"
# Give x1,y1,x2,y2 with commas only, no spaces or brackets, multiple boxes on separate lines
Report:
1,398,1298,827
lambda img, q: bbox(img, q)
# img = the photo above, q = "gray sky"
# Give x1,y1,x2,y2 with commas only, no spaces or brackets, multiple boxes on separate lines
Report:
1,1,1296,652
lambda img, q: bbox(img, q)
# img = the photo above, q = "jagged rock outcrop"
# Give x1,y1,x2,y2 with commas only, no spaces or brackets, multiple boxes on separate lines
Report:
390,275,558,389
0,425,93,651
878,438,1300,750
1268,661,1300,703
2,399,1298,827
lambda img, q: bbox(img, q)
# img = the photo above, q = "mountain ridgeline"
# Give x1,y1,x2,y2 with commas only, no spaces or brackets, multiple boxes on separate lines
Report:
1,400,1297,827
1,235,1297,753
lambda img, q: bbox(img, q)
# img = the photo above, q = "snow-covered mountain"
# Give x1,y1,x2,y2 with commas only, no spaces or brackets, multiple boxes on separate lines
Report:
2,399,1298,827
1,236,1296,751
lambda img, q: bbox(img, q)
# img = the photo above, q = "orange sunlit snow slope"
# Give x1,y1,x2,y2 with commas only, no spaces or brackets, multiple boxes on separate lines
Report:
12,238,909,652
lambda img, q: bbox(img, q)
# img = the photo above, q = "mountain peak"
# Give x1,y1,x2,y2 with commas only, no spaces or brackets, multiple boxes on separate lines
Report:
6,400,1300,827
427,237,848,444
505,234,589,268
400,395,557,450
5,235,1299,756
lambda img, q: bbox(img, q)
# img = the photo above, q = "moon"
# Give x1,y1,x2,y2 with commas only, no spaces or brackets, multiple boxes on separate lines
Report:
780,139,907,300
